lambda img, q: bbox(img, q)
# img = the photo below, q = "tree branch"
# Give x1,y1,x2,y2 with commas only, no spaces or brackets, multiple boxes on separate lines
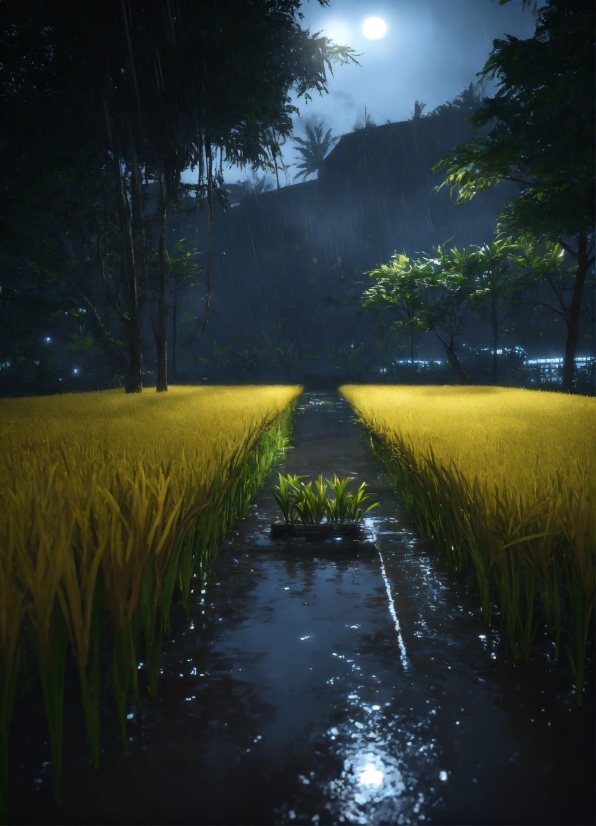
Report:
62,278,122,346
503,176,535,188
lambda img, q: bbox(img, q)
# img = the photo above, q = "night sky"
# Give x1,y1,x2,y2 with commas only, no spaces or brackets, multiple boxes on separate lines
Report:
207,0,539,185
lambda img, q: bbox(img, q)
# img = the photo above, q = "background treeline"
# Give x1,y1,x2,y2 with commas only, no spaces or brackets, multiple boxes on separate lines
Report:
0,0,357,394
0,0,593,396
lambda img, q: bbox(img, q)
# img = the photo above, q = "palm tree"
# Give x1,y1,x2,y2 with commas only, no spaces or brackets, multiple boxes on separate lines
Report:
409,100,427,120
293,123,338,181
430,82,483,119
224,173,274,205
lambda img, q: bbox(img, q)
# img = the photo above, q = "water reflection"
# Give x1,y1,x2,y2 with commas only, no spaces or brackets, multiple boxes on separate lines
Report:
377,545,409,671
317,671,444,825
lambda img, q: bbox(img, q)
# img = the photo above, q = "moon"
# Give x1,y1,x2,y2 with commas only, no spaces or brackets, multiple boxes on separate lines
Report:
362,16,387,40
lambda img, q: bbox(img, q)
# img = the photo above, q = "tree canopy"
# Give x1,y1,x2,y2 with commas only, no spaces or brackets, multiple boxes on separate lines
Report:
0,0,357,392
434,0,594,242
433,0,595,391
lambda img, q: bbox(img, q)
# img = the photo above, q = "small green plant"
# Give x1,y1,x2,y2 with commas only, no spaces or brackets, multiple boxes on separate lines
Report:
272,473,379,524
271,473,302,522
326,474,354,523
293,476,329,523
345,481,380,522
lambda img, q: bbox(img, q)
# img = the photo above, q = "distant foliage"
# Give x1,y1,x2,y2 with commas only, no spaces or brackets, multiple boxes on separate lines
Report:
352,108,377,131
224,174,275,206
293,123,339,181
409,100,427,120
429,81,484,120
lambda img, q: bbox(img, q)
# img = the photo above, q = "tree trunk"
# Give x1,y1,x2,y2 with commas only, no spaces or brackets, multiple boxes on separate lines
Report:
127,326,143,393
200,137,215,334
116,166,143,394
490,294,499,385
155,330,167,392
154,168,169,392
443,342,469,384
130,157,146,300
63,276,128,383
172,274,178,381
562,233,589,393
410,332,414,365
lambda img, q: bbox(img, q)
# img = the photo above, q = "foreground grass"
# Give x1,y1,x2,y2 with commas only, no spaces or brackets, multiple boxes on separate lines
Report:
341,385,595,703
0,385,300,819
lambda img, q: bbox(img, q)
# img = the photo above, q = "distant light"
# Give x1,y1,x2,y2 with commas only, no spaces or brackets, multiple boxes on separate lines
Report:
73,368,79,374
359,763,384,787
362,16,386,40
45,337,51,343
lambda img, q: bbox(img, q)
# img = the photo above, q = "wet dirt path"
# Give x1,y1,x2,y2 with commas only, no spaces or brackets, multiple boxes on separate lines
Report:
10,392,595,825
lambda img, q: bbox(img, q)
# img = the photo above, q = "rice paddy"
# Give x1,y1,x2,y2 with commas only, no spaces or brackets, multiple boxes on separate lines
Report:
340,385,595,704
0,385,300,821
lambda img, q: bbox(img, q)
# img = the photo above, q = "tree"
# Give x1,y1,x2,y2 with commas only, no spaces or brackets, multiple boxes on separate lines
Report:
0,0,358,393
434,0,595,391
429,82,484,121
512,238,596,380
362,246,482,384
361,254,425,364
409,100,427,120
293,123,339,181
225,174,275,206
470,237,527,383
167,238,202,381
0,128,128,389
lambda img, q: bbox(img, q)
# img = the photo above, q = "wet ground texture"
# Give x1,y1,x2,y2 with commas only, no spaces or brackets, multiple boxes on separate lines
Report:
10,392,595,825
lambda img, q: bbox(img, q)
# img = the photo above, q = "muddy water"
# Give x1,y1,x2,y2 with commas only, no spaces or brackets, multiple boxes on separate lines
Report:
10,392,594,825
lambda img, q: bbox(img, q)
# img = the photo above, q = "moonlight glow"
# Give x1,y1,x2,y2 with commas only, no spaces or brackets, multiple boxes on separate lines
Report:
362,17,387,40
359,763,385,787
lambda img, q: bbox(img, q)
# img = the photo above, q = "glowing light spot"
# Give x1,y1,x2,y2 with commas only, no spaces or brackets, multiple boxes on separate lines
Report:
359,763,384,787
362,17,387,40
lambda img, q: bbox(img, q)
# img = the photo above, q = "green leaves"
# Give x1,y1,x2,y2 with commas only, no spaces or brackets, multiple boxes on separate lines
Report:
271,473,379,524
433,0,595,242
361,243,482,382
271,472,302,522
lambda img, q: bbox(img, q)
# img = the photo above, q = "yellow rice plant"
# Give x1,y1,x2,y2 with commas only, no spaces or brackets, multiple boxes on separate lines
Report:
0,385,300,817
4,469,72,804
0,502,27,824
341,385,595,703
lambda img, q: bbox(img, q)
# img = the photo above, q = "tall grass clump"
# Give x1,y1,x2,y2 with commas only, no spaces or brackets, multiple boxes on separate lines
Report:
271,473,379,524
0,385,300,820
341,385,595,703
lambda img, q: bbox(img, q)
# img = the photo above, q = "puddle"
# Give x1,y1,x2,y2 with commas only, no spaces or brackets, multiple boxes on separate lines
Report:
9,392,594,824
